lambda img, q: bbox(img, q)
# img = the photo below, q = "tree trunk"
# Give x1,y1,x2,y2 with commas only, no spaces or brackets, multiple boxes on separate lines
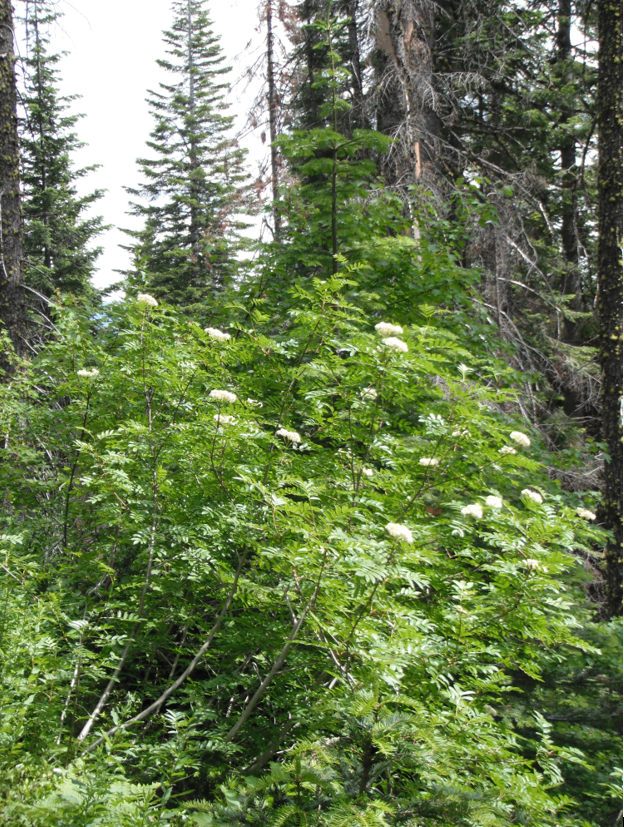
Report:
0,0,26,364
597,0,623,616
266,0,281,239
372,0,440,194
341,0,366,129
557,0,581,345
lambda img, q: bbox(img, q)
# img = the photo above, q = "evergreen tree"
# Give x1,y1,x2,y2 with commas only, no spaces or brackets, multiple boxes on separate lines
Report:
18,0,104,301
126,0,250,313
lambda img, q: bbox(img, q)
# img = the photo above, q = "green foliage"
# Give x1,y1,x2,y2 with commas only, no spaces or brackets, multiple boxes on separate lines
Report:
0,89,618,825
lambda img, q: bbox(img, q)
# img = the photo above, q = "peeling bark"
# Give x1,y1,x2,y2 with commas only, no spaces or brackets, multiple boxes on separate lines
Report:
372,0,440,193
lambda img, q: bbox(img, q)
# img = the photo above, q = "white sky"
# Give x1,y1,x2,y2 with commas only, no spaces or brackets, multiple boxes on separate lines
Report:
42,0,267,289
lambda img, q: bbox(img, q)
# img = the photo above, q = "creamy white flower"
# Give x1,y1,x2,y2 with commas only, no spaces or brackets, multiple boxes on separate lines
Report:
524,558,541,571
510,431,531,448
213,414,236,426
385,522,413,543
276,427,301,443
137,293,158,307
576,507,596,521
485,495,503,509
205,327,231,342
461,504,483,519
375,322,404,337
362,387,378,400
362,468,374,478
382,337,408,353
521,489,543,504
452,429,469,438
209,389,237,404
246,398,263,408
499,446,517,455
77,369,99,378
419,457,440,467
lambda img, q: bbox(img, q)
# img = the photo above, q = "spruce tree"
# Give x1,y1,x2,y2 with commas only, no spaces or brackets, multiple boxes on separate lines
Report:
18,0,104,301
126,0,250,312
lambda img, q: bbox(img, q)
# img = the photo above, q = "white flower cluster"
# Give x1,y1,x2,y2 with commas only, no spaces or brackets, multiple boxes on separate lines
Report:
246,398,263,408
510,431,531,448
276,428,301,443
210,389,237,404
213,414,235,426
137,293,158,307
205,327,231,342
77,368,100,378
522,489,543,504
375,322,403,337
382,337,408,353
499,446,517,455
362,468,374,478
485,495,503,509
362,387,378,400
419,457,439,467
452,429,469,438
385,522,413,543
524,558,541,571
461,504,483,519
576,507,596,521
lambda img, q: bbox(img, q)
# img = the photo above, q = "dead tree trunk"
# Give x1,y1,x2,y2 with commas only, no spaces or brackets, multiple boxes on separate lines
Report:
0,0,26,365
372,0,440,196
597,0,623,616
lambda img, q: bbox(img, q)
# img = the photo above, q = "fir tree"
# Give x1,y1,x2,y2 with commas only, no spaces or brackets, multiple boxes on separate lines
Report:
18,0,104,301
126,0,250,312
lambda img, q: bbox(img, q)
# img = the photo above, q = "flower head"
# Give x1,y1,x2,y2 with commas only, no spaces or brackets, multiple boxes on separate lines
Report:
77,369,100,378
499,446,517,455
137,293,158,307
362,468,374,478
213,414,235,426
375,322,404,337
485,495,503,509
419,457,440,467
521,489,543,504
362,387,378,400
524,558,541,571
205,327,231,342
382,337,408,353
276,428,301,444
210,389,237,404
452,429,469,438
461,504,483,519
576,507,596,521
510,431,531,448
385,522,413,543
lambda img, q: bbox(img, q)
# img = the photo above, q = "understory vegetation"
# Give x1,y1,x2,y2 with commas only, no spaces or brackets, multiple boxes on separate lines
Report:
0,0,620,825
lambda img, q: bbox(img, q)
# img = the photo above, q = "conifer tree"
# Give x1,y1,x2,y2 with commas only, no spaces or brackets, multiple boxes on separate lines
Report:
126,0,250,312
18,0,104,301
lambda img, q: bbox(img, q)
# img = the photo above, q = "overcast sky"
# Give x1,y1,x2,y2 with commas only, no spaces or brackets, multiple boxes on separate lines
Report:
43,0,266,288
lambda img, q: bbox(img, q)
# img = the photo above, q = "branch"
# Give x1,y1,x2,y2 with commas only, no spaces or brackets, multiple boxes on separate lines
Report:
81,554,246,755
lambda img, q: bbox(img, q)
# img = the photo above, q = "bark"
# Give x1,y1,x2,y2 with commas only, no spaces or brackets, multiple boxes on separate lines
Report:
597,0,623,616
0,0,26,365
372,0,440,193
557,0,581,345
267,0,282,238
